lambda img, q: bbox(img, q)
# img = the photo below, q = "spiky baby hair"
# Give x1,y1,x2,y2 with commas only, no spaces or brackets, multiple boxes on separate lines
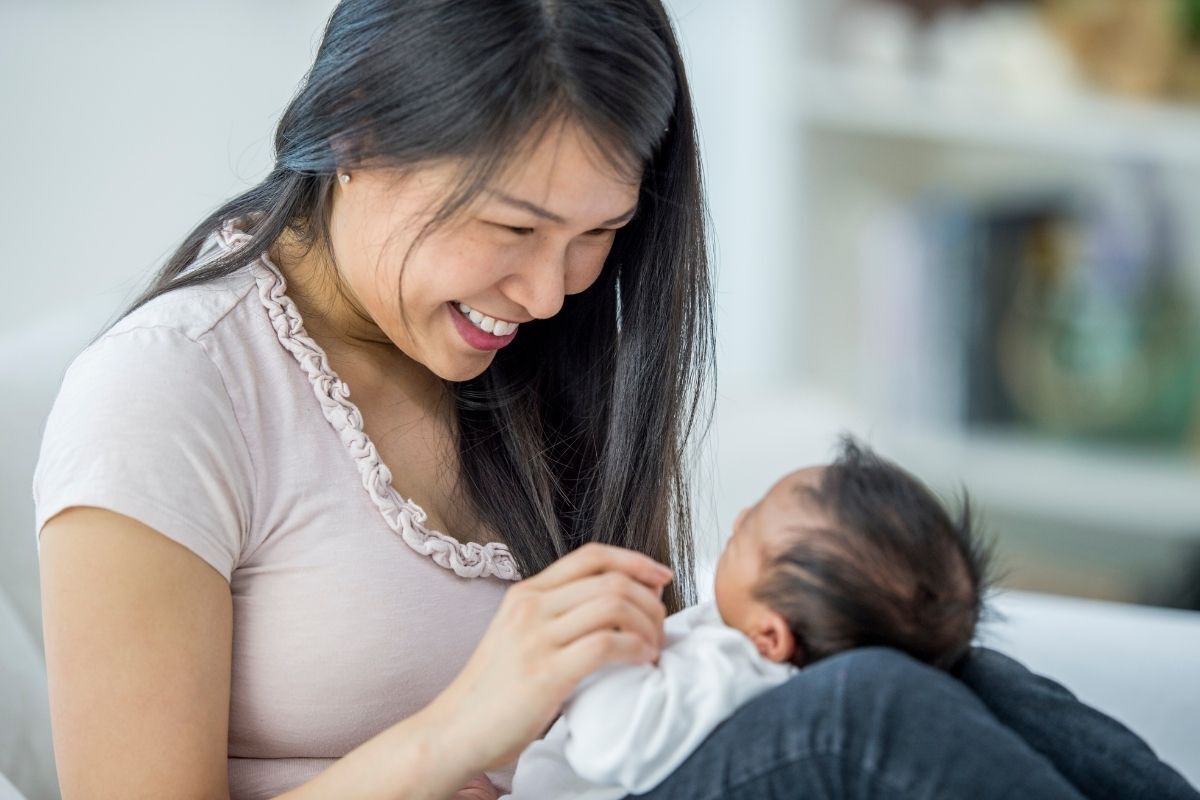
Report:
751,434,998,671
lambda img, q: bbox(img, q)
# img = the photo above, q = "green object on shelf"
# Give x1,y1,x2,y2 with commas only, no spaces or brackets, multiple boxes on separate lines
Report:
998,221,1200,447
1181,0,1200,43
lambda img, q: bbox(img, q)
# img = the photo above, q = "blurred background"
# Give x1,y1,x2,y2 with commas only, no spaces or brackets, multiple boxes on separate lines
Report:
687,0,1200,613
1,1,1198,798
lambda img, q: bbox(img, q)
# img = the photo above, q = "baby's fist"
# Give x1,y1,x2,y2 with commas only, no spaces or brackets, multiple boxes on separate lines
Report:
452,774,500,800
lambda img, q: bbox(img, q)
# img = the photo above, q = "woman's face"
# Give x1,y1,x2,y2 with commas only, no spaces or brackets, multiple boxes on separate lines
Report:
290,118,642,384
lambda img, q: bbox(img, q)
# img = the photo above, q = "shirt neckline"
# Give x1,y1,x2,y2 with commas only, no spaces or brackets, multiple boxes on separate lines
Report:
210,214,522,581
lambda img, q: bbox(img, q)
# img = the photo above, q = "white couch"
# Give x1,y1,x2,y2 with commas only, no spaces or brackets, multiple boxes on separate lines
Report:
2,301,1197,798
1,298,118,800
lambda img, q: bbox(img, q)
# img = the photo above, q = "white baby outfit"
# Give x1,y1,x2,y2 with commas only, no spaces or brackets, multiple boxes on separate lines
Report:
501,599,799,799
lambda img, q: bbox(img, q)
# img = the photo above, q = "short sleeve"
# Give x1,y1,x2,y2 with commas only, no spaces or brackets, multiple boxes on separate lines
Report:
32,326,255,583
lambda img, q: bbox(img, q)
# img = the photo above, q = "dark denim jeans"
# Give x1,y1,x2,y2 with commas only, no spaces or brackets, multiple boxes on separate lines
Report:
620,646,1198,800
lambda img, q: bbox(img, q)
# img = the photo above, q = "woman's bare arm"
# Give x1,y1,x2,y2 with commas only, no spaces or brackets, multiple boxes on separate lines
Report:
39,507,485,800
274,702,480,800
40,507,234,798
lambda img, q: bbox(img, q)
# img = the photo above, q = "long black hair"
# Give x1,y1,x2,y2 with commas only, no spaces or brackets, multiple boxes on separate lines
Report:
99,0,713,613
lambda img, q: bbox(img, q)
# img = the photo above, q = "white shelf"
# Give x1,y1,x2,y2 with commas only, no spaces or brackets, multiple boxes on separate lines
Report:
713,386,1200,542
884,427,1200,541
796,61,1200,168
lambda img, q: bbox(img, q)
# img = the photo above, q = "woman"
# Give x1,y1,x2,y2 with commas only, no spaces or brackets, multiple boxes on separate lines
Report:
32,1,1195,799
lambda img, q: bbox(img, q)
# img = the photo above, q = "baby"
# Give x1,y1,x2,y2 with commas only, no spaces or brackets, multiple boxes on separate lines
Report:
500,434,997,799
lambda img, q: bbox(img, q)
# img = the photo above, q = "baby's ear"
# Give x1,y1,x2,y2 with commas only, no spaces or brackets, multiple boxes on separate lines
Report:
756,611,797,664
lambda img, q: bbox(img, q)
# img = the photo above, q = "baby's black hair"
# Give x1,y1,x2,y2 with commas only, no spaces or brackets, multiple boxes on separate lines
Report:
751,434,999,671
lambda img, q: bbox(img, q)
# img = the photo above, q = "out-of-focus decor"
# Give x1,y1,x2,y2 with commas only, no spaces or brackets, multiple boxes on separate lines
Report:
1174,0,1200,99
853,0,1200,104
993,215,1200,446
799,1,1200,623
829,0,923,70
883,0,991,23
1043,0,1182,98
914,164,1200,448
829,1,1083,98
923,3,1081,101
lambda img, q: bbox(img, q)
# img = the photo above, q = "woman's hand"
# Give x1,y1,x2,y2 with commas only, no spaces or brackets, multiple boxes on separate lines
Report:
428,542,674,773
451,774,500,800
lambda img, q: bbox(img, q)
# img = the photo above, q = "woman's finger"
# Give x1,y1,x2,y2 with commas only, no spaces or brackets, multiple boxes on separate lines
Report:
541,572,667,645
549,626,659,687
518,542,672,593
543,589,664,651
540,569,667,617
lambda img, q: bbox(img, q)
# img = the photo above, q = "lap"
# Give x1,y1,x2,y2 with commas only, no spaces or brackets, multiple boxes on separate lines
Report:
955,647,1199,800
622,646,1085,800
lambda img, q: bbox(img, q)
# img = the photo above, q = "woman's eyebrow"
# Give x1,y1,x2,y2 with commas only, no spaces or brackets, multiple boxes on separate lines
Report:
488,190,638,226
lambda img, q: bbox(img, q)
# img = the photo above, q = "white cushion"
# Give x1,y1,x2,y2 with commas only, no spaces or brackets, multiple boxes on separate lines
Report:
0,769,29,800
0,586,57,799
0,299,111,800
982,590,1200,787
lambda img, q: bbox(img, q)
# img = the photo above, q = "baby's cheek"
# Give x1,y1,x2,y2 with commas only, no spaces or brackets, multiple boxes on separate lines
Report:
713,557,731,617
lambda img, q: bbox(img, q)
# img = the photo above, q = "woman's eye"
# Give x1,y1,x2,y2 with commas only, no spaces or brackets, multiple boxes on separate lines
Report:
483,221,533,236
488,222,533,235
486,221,615,237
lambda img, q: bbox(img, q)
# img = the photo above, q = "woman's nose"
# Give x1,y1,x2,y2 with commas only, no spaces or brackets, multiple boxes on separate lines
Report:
507,245,568,320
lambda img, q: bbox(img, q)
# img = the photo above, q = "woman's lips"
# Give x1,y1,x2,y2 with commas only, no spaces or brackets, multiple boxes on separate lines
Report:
448,301,518,351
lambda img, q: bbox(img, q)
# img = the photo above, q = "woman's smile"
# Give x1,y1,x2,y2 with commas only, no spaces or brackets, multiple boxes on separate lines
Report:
447,300,519,351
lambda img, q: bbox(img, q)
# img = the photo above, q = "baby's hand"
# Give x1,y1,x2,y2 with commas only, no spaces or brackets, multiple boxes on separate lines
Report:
452,773,500,800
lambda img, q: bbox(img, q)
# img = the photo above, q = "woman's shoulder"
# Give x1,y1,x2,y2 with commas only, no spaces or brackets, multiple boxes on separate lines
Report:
49,308,252,449
34,289,260,581
48,260,267,452
100,266,260,349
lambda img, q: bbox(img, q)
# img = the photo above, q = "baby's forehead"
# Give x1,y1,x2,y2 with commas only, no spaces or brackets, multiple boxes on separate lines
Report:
767,465,826,504
755,465,830,535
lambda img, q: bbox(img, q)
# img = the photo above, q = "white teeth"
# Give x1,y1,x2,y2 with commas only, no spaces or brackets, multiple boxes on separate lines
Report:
454,302,518,338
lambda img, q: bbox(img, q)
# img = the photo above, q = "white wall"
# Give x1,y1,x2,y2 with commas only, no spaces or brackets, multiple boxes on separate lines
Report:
0,0,341,653
665,0,811,581
0,0,341,338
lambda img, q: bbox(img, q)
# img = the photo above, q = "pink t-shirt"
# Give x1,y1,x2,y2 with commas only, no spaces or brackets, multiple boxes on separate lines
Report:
32,215,524,798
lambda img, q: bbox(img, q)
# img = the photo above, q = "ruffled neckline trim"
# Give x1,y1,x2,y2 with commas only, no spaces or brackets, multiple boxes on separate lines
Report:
209,215,522,582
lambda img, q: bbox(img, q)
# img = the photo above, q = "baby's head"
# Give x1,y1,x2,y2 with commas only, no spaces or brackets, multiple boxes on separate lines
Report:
713,435,996,672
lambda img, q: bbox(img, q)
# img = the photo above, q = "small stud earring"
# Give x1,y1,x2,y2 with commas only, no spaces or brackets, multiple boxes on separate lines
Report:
338,173,350,185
